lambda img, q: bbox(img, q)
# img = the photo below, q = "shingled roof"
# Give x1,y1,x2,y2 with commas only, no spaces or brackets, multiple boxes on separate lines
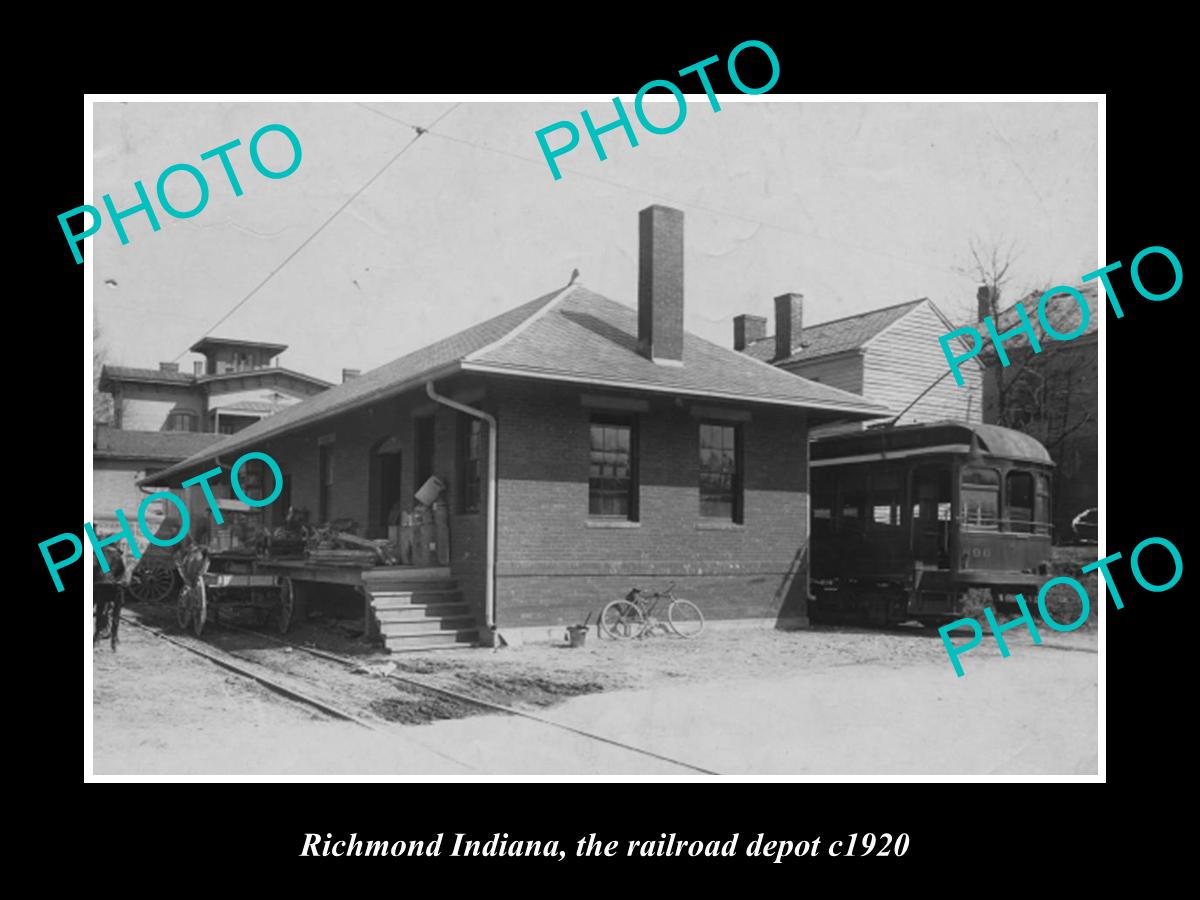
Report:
99,366,195,388
142,283,889,487
94,427,223,462
975,281,1098,363
741,298,927,364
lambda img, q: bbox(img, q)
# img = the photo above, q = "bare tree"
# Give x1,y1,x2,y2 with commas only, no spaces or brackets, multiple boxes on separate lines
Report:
955,236,1020,321
94,320,120,425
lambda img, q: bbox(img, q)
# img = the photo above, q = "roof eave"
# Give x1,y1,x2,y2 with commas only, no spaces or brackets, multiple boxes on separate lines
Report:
459,361,891,419
138,360,465,488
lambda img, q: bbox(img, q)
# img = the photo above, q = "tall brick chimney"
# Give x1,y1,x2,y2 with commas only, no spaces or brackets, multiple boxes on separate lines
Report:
637,205,685,365
774,293,804,360
733,314,767,352
977,284,997,320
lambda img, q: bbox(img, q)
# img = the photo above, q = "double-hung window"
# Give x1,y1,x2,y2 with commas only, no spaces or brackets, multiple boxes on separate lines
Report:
459,415,483,514
699,422,742,522
588,416,637,519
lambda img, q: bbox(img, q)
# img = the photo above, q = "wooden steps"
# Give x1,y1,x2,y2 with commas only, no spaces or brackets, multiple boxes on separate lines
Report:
364,572,479,653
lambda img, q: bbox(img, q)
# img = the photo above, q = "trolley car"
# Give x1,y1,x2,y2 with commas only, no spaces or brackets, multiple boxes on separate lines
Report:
808,421,1054,629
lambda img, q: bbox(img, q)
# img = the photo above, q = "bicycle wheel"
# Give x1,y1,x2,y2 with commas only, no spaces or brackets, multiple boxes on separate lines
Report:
599,599,645,639
667,599,705,638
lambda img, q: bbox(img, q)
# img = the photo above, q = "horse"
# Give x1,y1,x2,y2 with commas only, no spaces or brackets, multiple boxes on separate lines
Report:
93,544,127,651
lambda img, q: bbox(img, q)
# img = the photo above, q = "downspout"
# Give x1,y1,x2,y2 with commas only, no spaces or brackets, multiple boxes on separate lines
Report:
425,381,498,640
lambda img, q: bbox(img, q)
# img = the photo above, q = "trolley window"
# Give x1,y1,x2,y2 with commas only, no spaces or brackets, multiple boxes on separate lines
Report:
870,469,903,530
812,478,834,537
1034,472,1052,536
1006,470,1035,533
961,466,1000,530
838,467,867,530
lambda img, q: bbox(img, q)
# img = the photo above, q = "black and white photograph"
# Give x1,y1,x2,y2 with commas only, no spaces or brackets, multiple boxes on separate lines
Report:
82,95,1102,778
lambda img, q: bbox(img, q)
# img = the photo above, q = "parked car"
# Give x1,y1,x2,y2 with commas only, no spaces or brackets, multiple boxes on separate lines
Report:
1071,508,1098,544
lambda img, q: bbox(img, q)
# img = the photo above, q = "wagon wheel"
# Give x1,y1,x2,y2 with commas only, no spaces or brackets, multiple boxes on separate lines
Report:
277,578,297,634
176,582,193,630
191,579,208,637
130,562,175,603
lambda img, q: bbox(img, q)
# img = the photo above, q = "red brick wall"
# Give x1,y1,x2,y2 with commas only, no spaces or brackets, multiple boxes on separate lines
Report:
492,382,810,627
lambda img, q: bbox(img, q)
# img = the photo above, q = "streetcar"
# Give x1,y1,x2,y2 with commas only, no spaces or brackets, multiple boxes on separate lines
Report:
807,421,1054,629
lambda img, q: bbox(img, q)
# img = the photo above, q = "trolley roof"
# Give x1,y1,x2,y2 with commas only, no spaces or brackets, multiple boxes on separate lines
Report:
811,420,1053,466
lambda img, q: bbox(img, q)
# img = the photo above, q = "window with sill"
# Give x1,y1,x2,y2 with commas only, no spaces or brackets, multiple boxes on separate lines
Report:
459,414,483,514
699,422,742,523
588,416,638,520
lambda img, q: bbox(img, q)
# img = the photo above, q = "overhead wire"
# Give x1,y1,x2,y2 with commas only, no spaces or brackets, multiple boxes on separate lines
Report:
174,103,461,361
356,102,974,284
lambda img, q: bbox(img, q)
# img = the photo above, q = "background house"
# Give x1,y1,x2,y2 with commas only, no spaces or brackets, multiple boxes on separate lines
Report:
94,337,334,530
93,426,224,533
734,294,983,432
143,206,889,648
973,282,1098,539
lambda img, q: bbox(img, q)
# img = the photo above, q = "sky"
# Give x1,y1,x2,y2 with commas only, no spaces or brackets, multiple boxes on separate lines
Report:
91,99,1098,385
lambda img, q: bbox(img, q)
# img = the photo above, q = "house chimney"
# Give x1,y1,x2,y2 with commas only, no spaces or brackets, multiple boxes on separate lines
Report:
977,284,997,320
774,293,804,360
637,205,685,364
733,314,767,352
193,361,204,376
159,362,179,373
342,368,361,383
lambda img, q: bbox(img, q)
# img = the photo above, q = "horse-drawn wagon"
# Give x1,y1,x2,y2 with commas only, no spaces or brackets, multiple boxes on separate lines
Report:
175,498,299,636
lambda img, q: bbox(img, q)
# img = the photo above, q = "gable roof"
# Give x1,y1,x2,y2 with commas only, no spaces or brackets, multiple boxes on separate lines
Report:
742,298,927,364
975,281,1098,363
93,427,224,462
141,283,889,487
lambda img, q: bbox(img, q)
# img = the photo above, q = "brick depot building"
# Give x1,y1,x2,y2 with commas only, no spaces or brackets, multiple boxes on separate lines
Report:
144,207,887,646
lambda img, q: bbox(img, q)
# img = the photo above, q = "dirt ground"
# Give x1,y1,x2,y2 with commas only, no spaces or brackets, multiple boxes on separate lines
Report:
93,598,1097,775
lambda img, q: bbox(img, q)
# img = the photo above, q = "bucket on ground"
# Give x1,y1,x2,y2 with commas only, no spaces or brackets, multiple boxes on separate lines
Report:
565,625,588,648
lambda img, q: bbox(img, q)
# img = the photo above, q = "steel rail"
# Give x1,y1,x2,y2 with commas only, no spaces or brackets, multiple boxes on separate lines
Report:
215,620,721,775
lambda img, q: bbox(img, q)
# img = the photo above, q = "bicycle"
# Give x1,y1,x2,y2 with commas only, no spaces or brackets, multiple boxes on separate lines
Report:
598,582,705,640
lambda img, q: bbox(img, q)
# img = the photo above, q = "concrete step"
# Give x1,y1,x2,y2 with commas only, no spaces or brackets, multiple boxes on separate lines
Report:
374,603,472,624
370,589,463,609
380,617,477,637
384,629,479,652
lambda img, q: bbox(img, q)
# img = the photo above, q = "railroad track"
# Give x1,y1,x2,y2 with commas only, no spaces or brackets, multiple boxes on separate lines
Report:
118,616,381,730
116,613,719,775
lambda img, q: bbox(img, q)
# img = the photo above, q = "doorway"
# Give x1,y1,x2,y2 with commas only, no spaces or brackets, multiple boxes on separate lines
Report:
911,463,951,567
369,437,403,539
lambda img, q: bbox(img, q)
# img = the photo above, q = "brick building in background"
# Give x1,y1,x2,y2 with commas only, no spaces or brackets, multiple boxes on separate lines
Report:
734,294,983,433
95,338,333,531
143,206,888,649
973,282,1099,539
